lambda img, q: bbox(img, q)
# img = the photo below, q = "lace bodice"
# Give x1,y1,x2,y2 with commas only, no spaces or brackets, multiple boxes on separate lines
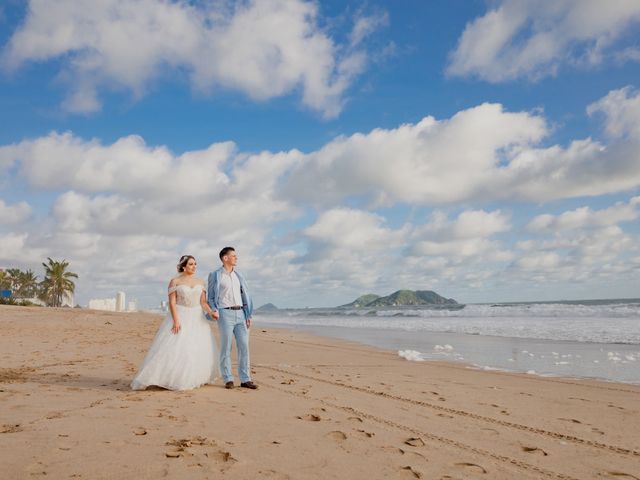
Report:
169,284,205,307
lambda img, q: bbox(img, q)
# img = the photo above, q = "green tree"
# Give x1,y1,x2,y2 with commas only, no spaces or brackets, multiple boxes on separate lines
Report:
0,270,10,290
5,268,21,292
40,258,78,307
15,270,39,299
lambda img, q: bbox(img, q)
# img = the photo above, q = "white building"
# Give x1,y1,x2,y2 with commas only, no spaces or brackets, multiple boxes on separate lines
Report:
127,300,138,312
116,291,126,312
89,298,116,311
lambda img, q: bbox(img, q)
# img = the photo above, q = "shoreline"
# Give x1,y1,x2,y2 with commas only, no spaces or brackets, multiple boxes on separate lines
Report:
256,317,640,385
2,306,639,479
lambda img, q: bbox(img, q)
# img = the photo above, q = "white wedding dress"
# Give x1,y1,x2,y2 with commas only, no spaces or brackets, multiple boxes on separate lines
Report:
131,284,220,391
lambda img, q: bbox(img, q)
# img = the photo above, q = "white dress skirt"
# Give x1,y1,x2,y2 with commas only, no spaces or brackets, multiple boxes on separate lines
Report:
131,284,220,391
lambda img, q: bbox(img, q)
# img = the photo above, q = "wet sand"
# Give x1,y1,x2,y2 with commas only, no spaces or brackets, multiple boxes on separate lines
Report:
1,306,639,479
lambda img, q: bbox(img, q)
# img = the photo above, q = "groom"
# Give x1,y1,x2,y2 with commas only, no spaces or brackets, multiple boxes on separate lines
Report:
207,247,257,390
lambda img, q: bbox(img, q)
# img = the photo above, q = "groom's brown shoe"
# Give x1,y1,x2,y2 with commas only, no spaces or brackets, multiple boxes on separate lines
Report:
225,381,234,389
240,381,258,390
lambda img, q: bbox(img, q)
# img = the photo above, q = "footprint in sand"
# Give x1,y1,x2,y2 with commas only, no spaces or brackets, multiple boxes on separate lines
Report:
521,446,548,456
455,462,487,474
605,473,640,480
558,417,582,424
348,416,363,423
1,423,23,433
355,429,374,438
404,438,425,447
326,431,347,442
165,436,237,468
382,446,405,455
123,394,144,402
399,465,422,478
296,414,321,422
206,449,237,465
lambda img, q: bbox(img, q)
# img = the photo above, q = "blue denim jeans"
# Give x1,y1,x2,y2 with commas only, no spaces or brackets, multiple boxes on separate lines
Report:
217,308,251,383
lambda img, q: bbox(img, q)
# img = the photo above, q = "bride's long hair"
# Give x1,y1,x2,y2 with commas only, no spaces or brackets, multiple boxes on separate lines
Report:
177,255,196,273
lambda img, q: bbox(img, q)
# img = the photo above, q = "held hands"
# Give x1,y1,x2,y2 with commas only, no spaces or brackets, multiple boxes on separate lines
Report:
210,310,219,321
171,320,181,334
246,318,251,329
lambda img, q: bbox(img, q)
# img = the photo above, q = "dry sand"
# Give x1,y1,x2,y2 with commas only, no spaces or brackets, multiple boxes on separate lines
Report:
1,306,639,479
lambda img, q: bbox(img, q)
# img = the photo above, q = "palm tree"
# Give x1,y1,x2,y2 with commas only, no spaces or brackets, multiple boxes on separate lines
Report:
5,268,21,292
15,270,39,299
0,270,10,290
41,258,78,307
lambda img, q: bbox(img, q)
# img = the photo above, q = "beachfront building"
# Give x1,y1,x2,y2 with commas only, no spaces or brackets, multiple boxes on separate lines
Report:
127,300,138,312
88,298,117,311
116,291,126,312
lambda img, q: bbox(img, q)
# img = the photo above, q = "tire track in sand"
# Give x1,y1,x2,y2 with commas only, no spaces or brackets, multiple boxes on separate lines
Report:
259,375,579,480
257,364,640,459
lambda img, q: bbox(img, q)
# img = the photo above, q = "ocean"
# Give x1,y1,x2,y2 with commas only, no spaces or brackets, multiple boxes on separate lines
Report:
253,298,640,384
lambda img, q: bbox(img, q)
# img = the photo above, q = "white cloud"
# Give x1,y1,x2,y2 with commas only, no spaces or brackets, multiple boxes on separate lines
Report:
527,197,640,233
0,131,300,236
0,199,32,224
416,210,511,241
409,209,513,262
285,207,515,301
0,131,231,195
349,11,388,47
513,224,638,283
2,0,384,117
512,197,640,286
304,207,404,249
293,208,408,288
3,87,640,306
284,103,548,205
447,0,640,82
587,86,640,139
0,233,47,266
283,98,640,206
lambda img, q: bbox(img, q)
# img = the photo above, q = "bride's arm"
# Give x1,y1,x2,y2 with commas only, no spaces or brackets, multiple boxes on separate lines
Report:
200,284,218,320
168,279,181,334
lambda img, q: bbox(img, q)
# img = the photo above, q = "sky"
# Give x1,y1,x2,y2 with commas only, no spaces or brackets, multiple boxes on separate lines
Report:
1,0,640,309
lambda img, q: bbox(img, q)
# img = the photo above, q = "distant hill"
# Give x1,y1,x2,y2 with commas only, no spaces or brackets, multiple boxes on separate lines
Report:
256,303,279,311
338,294,380,308
340,290,457,308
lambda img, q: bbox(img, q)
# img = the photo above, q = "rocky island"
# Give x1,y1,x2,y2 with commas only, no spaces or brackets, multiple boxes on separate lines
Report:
256,303,279,312
339,290,457,308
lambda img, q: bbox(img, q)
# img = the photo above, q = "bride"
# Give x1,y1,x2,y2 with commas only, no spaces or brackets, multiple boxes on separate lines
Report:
131,255,220,390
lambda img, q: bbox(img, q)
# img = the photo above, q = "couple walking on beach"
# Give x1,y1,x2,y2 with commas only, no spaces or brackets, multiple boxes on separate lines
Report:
130,247,257,391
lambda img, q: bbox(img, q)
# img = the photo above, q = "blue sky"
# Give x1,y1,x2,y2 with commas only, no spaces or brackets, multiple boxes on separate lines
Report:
1,0,639,308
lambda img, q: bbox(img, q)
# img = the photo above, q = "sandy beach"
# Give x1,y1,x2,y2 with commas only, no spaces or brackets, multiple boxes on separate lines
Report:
1,306,639,479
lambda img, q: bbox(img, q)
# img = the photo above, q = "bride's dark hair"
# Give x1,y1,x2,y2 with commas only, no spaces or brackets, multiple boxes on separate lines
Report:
177,255,196,273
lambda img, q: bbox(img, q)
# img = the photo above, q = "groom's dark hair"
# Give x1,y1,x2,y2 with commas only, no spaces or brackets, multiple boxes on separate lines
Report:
219,246,235,260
